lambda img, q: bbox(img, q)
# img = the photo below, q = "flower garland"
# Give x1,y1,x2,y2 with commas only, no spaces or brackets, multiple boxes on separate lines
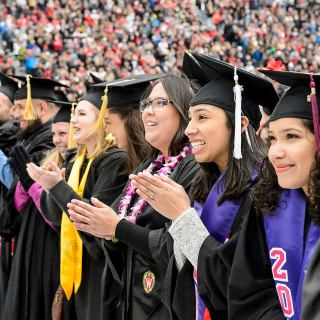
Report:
118,144,191,223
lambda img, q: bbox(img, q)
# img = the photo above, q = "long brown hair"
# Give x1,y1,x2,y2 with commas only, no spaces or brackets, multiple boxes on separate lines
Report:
191,110,267,204
108,107,151,172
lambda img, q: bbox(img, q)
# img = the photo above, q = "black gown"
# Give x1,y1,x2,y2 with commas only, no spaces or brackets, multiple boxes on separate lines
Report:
161,191,253,320
227,207,286,320
40,147,128,320
302,237,320,319
104,153,199,320
0,119,19,315
1,120,56,320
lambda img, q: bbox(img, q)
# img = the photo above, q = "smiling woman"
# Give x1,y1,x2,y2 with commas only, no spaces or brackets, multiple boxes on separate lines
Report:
67,74,199,320
27,78,129,320
228,70,320,320
268,118,316,193
127,53,279,320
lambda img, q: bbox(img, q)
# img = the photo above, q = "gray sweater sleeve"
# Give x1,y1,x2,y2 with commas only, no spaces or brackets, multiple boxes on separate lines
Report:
169,208,210,269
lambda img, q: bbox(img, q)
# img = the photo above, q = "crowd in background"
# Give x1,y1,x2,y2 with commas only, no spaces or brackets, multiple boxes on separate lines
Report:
0,0,319,100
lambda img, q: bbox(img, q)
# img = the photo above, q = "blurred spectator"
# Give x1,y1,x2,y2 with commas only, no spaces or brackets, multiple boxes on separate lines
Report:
0,0,318,101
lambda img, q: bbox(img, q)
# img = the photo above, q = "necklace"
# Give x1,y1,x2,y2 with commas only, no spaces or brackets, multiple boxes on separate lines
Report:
118,144,191,223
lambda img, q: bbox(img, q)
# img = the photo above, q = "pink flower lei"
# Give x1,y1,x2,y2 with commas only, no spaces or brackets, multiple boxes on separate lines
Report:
118,144,191,223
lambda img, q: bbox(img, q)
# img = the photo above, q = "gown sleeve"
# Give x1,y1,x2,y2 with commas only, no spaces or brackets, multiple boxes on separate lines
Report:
228,208,285,320
104,155,199,287
46,149,128,260
302,237,320,320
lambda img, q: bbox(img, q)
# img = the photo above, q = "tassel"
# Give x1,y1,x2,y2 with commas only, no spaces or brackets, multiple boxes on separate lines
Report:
309,74,320,155
68,103,77,148
233,67,242,159
23,74,38,120
94,86,108,131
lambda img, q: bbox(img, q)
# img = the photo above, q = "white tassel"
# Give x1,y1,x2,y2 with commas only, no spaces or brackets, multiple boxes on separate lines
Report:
233,67,242,159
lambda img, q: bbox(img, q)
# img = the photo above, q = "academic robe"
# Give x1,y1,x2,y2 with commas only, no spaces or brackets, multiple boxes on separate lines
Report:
227,207,288,319
0,119,19,156
161,191,253,320
0,119,20,313
104,153,199,320
40,147,128,320
302,237,320,319
1,120,55,320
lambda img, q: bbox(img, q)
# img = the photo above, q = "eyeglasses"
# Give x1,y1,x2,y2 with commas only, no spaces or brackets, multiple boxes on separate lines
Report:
139,98,173,112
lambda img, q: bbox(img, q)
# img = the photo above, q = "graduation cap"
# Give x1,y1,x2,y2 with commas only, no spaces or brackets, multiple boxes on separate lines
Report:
189,53,279,128
48,89,77,148
52,103,73,124
89,72,104,84
182,51,210,91
0,72,19,103
84,72,104,91
186,53,279,158
12,75,68,120
50,90,73,124
259,69,320,154
91,74,165,110
79,74,164,133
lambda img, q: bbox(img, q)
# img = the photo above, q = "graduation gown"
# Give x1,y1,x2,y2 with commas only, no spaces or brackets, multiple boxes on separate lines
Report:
302,237,320,320
1,120,56,320
227,208,286,320
104,153,199,320
0,119,20,314
161,191,253,320
0,119,19,155
40,147,128,320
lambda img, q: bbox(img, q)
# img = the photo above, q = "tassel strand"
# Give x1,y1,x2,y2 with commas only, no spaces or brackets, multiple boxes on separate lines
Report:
309,74,320,155
233,67,242,159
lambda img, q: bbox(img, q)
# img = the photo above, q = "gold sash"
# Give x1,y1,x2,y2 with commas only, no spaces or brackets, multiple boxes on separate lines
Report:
60,147,94,300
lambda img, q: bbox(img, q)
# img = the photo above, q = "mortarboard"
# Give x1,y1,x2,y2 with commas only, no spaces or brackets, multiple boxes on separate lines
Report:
259,70,320,122
189,53,279,130
0,72,19,103
52,103,73,124
91,74,165,110
13,76,68,102
50,90,73,124
49,89,77,148
184,53,279,159
80,73,164,132
84,72,104,91
12,75,68,120
182,51,210,91
259,69,320,154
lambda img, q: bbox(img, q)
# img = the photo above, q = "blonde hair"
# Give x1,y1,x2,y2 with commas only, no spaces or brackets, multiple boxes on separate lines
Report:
75,112,116,159
41,149,64,168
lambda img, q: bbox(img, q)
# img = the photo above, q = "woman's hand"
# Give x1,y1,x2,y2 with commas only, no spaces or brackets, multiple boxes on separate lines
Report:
130,172,191,221
67,197,121,239
26,161,64,191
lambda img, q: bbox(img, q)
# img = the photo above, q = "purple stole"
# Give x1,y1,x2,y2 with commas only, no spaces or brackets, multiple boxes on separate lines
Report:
193,173,248,320
264,189,320,319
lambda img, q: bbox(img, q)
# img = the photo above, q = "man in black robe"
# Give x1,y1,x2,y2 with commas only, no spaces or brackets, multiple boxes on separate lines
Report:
0,76,68,320
0,71,19,316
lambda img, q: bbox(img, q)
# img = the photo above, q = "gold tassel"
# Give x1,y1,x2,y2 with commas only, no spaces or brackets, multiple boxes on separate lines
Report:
23,75,38,120
68,103,77,148
94,86,108,131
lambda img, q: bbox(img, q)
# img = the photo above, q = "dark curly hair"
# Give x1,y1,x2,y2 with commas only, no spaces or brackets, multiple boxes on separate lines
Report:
191,110,267,204
252,119,320,224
